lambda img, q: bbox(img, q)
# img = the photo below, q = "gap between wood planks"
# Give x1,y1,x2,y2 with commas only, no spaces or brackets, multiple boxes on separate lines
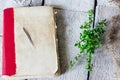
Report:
87,0,97,80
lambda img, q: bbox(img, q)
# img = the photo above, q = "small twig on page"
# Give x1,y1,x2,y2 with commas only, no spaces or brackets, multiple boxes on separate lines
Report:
23,27,34,46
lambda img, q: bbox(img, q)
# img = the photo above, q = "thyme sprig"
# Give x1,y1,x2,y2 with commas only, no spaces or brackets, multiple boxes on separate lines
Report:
70,9,106,72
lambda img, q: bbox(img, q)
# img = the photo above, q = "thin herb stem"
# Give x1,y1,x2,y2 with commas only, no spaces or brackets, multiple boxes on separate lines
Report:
70,9,106,72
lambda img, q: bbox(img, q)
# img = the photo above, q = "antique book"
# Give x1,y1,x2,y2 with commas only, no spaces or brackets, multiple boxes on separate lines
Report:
2,6,60,79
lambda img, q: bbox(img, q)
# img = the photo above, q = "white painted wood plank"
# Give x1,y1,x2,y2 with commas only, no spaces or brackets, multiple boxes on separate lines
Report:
97,0,120,7
0,1,5,80
0,0,6,35
0,14,3,35
27,10,88,80
95,6,120,23
0,37,2,76
45,0,95,12
90,6,120,80
5,0,43,7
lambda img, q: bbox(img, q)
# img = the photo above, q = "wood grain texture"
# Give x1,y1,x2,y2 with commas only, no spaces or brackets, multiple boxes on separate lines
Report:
45,0,95,12
0,38,1,76
5,0,43,7
0,0,4,77
97,0,120,7
1,0,120,80
90,6,120,80
0,0,6,35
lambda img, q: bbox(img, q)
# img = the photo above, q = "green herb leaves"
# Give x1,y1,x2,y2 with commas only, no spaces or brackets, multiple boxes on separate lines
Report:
70,9,106,72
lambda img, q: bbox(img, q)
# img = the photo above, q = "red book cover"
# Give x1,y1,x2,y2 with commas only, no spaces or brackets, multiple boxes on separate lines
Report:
2,8,16,76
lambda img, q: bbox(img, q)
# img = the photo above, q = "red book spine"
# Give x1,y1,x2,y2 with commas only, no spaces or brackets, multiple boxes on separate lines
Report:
2,8,16,76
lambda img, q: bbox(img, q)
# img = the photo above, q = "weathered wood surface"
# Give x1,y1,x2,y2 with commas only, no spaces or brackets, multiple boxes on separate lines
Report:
90,6,120,80
5,0,43,7
0,0,6,35
45,0,95,12
0,38,1,76
97,0,120,7
0,0,5,78
1,0,120,80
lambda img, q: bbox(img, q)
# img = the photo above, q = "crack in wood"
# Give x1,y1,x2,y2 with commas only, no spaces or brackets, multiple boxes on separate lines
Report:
28,0,32,7
93,0,97,28
41,0,45,6
87,0,97,80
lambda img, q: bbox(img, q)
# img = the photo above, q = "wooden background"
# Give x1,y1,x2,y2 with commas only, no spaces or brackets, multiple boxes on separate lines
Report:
0,0,120,80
